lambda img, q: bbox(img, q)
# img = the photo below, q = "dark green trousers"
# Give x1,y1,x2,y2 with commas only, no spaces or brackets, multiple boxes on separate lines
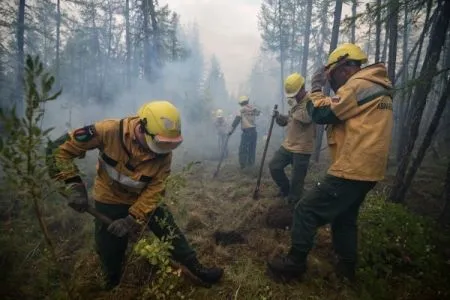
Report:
94,201,196,286
290,175,376,265
269,146,311,204
239,127,257,168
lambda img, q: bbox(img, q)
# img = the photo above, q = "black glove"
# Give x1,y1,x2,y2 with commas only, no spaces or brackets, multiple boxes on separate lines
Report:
272,109,279,118
67,183,89,213
311,67,327,92
107,215,140,237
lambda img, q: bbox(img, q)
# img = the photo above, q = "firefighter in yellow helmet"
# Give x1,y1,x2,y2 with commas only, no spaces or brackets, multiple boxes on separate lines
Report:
268,43,393,283
47,101,223,289
269,72,315,205
228,95,261,169
214,109,229,157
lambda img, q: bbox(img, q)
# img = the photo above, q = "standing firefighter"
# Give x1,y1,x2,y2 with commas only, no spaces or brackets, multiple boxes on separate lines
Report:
269,73,315,205
267,43,393,282
228,96,261,169
47,100,223,289
214,109,229,157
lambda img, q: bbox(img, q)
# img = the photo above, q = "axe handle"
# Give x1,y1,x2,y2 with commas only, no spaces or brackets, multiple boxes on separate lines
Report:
253,104,278,199
86,205,113,225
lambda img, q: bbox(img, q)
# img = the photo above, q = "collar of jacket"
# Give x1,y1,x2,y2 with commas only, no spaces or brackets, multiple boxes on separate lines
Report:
347,63,393,89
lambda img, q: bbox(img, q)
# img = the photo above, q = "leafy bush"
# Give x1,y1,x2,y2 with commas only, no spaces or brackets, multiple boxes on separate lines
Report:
358,193,449,299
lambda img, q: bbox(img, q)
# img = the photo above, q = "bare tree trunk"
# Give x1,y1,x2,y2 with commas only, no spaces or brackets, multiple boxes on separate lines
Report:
16,0,25,114
375,0,382,62
395,4,409,162
439,161,450,224
313,0,342,162
387,0,399,81
397,0,434,161
301,0,313,77
401,79,450,205
381,10,389,62
143,0,151,81
125,0,131,88
56,0,61,87
351,0,357,43
149,0,160,71
389,0,450,204
278,0,285,114
365,3,372,60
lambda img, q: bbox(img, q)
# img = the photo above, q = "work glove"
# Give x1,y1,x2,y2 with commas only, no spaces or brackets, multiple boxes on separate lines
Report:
311,67,327,92
67,182,89,213
272,109,279,118
107,215,140,238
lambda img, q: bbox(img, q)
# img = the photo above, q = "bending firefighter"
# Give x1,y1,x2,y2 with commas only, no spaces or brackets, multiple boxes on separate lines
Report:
269,72,315,205
214,109,229,158
267,43,393,282
47,101,223,289
228,96,261,169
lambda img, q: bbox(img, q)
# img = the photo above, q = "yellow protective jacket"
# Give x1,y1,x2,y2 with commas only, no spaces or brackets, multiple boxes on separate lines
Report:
277,94,315,154
308,63,393,181
47,117,172,220
232,104,260,130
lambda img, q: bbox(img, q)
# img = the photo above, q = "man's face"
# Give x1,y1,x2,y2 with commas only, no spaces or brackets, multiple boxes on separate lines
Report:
328,65,359,92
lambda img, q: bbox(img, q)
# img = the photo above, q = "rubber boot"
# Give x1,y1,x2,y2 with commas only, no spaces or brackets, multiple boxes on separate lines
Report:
183,256,224,285
266,253,306,283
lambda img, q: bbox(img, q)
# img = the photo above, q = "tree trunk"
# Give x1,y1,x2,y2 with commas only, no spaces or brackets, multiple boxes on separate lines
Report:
56,0,61,87
149,0,160,70
365,4,372,60
301,0,313,77
401,79,450,206
394,4,409,162
313,0,342,162
375,0,382,62
397,0,434,162
389,0,450,204
125,0,131,88
278,0,285,114
381,7,389,62
143,0,151,81
439,161,450,224
351,0,357,43
16,0,25,114
387,0,399,81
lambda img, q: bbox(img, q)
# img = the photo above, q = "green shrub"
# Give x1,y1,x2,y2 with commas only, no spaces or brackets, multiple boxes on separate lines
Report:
357,193,449,299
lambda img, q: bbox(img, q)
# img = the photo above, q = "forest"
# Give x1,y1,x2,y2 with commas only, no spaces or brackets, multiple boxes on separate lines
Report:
0,0,449,299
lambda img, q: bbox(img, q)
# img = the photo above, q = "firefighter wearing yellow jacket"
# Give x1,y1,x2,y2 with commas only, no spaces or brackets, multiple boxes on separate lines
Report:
267,43,393,282
269,72,315,205
47,101,223,289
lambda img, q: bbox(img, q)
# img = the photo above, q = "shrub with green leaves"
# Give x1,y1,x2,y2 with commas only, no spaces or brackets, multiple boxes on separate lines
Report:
357,193,448,299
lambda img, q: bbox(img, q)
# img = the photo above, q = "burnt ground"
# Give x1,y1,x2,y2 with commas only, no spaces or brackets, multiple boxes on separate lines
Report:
50,147,450,300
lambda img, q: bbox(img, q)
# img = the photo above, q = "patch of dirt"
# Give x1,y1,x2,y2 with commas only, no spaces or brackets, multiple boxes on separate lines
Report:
213,230,247,246
265,203,294,229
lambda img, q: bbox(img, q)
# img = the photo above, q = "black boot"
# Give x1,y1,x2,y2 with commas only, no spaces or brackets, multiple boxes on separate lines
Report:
183,257,224,285
267,253,306,283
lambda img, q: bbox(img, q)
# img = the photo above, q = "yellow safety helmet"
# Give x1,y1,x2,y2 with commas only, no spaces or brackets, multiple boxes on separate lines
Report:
284,72,305,98
216,109,224,118
238,95,249,104
137,100,183,154
326,43,368,72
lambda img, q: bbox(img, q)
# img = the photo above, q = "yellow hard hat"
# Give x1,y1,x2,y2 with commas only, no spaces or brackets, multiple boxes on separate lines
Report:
284,72,305,98
326,43,368,72
137,100,183,154
239,95,249,104
216,109,224,118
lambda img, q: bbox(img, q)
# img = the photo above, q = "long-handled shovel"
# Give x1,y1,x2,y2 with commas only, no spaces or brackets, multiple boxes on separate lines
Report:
253,104,278,200
83,204,209,287
213,134,230,178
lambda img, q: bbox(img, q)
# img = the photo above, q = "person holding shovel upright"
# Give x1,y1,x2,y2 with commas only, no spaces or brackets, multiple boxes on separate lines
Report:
46,100,223,289
269,73,315,205
214,109,229,158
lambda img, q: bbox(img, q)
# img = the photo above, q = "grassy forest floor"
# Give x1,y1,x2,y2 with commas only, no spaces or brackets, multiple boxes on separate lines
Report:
1,145,450,300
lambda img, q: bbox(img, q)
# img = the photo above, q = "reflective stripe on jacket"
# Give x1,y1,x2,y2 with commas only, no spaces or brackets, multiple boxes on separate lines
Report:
47,117,172,220
308,63,394,181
